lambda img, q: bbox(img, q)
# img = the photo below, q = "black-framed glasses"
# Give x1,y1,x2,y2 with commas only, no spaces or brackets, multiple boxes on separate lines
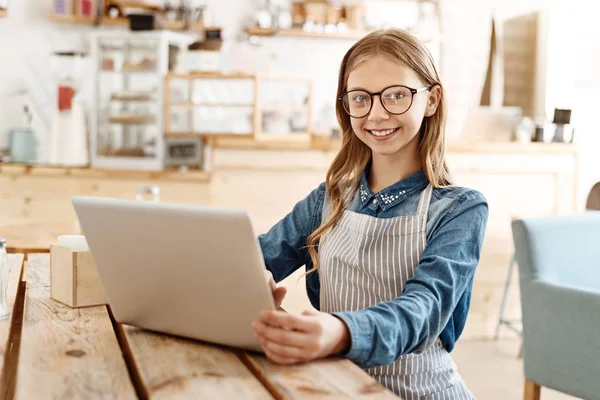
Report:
338,85,432,118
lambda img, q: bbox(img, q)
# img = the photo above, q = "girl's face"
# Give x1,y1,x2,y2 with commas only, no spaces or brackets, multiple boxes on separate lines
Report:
346,56,441,160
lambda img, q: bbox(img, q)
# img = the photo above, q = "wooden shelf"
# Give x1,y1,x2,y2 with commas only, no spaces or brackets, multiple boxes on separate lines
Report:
109,115,156,124
101,67,156,74
101,16,128,26
170,103,253,108
165,132,253,139
167,72,255,80
245,27,371,40
48,13,96,24
111,92,155,102
0,9,7,17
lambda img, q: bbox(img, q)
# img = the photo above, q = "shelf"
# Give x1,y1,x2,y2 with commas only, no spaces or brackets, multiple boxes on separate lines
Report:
48,13,96,24
101,44,158,52
111,92,155,102
170,103,254,108
0,9,8,17
47,13,222,32
100,67,156,74
109,115,156,124
165,132,253,139
101,16,129,26
100,16,220,31
167,72,255,80
245,27,371,40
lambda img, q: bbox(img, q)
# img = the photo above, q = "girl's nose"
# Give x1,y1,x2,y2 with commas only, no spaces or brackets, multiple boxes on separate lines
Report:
368,95,390,122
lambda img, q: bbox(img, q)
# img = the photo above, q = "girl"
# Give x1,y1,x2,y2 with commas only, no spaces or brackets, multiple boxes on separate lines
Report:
252,29,488,399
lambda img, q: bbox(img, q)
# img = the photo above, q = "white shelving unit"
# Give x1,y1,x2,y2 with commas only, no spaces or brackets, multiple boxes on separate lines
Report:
90,31,194,171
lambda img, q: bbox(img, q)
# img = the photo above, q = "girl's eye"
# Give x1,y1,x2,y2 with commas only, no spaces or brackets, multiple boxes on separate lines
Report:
388,92,406,100
353,94,368,103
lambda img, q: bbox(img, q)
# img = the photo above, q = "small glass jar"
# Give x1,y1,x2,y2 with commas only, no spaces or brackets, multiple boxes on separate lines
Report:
0,237,9,320
136,185,160,202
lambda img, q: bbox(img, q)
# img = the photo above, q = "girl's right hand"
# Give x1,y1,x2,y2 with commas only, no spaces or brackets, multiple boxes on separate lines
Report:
265,270,287,309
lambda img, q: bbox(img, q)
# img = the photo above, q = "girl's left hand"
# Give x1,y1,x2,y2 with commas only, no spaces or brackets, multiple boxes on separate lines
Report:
252,309,350,365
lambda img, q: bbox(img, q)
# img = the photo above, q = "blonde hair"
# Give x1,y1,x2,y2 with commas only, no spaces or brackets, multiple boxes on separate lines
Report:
306,29,452,273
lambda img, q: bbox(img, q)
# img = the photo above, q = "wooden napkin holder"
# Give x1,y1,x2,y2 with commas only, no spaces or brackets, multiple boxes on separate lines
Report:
50,244,108,308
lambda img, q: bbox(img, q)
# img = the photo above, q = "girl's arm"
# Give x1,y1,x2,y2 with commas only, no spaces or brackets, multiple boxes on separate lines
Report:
258,183,325,283
333,190,488,368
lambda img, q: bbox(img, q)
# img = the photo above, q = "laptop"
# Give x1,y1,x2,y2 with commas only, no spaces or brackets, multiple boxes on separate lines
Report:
71,196,275,353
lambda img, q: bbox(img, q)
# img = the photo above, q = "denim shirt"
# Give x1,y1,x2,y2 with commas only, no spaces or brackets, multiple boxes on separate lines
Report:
258,169,489,369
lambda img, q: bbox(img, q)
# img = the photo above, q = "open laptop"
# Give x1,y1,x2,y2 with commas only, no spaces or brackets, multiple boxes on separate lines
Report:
71,196,275,353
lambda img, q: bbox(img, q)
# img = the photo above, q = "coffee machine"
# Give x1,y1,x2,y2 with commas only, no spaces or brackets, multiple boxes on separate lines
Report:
533,108,575,143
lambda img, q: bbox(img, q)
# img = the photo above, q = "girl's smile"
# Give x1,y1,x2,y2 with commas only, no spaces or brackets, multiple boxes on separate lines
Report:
366,127,401,140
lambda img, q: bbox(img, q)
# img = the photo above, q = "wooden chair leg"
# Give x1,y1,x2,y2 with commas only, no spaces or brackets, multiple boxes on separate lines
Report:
524,380,541,400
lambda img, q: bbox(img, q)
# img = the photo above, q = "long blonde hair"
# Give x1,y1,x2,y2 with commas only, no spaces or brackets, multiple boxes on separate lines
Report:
306,29,452,272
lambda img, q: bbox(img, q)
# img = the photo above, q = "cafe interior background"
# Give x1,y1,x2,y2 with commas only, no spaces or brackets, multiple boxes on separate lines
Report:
0,0,598,398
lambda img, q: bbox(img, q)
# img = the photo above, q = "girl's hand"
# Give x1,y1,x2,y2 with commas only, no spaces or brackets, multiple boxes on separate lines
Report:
264,270,287,309
252,309,351,365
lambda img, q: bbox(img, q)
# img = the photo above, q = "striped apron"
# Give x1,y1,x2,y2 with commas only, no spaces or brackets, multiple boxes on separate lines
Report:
319,184,474,399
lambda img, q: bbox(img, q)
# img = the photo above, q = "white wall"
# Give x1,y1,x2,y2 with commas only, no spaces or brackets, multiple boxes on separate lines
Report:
543,0,600,206
0,1,94,157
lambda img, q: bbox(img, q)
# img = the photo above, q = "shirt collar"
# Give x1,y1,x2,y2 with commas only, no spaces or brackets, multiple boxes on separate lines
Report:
358,168,429,211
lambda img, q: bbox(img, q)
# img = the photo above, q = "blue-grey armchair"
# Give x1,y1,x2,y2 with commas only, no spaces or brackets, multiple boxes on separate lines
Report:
512,213,600,400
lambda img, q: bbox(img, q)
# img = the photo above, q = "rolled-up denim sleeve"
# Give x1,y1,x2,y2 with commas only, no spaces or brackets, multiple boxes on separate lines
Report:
333,190,488,368
258,183,325,283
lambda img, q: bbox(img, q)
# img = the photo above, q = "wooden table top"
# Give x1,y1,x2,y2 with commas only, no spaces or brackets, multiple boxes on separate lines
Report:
0,254,399,399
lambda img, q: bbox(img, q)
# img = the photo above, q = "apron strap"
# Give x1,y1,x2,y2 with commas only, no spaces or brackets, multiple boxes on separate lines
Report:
416,183,433,216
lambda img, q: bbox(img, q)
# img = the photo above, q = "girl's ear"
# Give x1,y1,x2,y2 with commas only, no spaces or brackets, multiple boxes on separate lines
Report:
425,85,442,117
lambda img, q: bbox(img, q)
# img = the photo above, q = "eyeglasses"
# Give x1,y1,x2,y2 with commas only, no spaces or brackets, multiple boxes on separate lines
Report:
338,85,432,118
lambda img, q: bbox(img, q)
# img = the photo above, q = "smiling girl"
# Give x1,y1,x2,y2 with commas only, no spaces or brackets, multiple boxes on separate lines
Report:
253,29,488,399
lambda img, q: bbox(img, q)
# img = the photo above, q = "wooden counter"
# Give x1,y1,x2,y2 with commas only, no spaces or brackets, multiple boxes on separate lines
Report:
0,164,210,183
0,164,212,228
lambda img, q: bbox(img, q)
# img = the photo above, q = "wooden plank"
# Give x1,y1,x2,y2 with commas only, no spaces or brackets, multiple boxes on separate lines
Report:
167,72,255,80
241,353,399,399
48,13,95,24
13,254,137,399
120,326,273,399
0,254,25,397
244,27,370,40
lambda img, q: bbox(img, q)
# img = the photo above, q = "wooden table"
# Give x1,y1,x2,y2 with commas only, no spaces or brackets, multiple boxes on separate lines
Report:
0,254,399,399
